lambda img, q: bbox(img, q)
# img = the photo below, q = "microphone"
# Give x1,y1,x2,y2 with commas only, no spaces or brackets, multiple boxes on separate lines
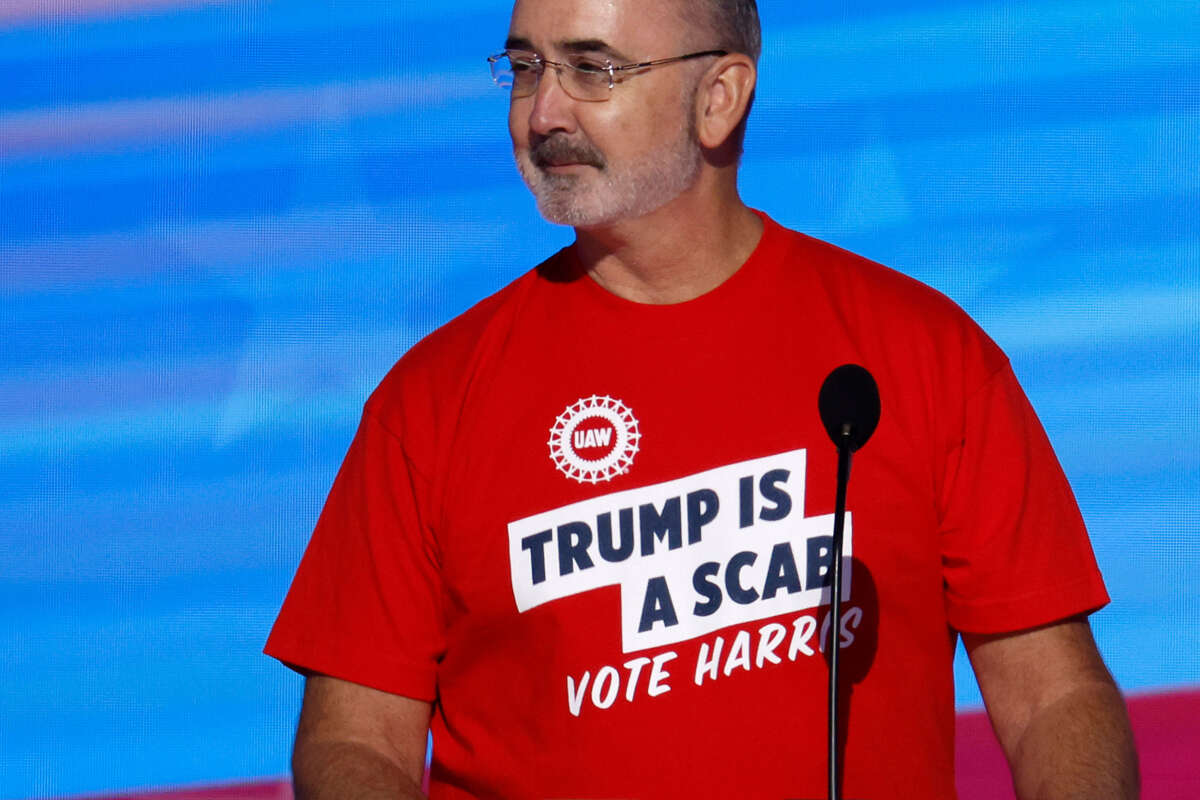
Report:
818,364,881,453
817,364,880,800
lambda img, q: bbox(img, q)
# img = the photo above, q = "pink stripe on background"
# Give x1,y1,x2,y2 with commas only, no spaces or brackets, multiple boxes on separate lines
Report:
0,0,230,27
76,779,292,800
63,687,1200,800
955,686,1200,800
954,708,1013,799
1126,687,1200,797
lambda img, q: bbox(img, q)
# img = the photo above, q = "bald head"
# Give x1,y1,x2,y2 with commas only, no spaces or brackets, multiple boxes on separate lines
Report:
674,0,761,62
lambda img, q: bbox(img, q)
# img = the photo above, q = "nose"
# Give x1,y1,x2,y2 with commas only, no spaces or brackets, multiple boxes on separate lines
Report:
527,64,577,137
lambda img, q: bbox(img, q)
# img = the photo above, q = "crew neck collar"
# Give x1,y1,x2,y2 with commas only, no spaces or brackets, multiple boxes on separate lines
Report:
557,209,787,318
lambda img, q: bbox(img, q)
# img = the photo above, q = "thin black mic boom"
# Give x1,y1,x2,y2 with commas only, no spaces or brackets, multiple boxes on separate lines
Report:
817,364,880,800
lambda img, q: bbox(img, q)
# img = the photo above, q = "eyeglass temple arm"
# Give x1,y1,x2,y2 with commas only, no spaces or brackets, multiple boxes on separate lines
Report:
609,49,729,73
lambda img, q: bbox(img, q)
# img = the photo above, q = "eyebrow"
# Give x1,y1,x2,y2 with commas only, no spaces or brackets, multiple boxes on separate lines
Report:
503,35,633,63
560,38,632,62
504,35,535,52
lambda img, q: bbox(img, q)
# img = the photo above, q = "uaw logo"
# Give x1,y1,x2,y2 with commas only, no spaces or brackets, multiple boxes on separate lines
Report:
548,395,641,484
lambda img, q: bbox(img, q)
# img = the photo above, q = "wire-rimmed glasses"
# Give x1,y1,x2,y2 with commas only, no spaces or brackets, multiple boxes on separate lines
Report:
487,49,728,102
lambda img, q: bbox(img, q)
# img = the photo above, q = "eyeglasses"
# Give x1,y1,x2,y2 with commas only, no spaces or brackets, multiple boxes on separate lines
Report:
487,48,728,102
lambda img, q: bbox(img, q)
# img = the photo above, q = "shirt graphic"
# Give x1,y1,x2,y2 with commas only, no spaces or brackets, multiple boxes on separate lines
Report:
547,395,642,484
508,448,851,652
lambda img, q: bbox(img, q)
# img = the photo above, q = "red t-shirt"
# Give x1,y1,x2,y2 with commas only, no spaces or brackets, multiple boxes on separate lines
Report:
266,214,1108,799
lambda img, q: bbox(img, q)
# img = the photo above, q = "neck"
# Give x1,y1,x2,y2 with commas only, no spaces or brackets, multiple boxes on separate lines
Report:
571,171,763,305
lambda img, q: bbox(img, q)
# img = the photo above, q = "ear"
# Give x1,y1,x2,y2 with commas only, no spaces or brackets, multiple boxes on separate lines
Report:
695,54,757,150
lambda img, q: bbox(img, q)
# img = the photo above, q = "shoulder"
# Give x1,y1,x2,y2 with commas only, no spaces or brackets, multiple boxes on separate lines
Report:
788,226,976,325
775,221,1008,378
759,218,1014,443
362,249,564,432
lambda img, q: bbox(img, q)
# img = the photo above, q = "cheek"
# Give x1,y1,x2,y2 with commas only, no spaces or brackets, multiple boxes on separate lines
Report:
601,107,666,157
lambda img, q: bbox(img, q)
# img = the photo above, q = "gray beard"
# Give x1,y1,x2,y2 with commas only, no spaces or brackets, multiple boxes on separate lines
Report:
516,123,703,228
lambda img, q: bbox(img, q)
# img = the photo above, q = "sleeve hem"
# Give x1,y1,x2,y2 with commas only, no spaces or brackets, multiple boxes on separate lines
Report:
264,637,437,703
946,573,1110,635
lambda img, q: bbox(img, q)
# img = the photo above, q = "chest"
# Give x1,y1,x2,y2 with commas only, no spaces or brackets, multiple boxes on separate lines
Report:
430,315,947,650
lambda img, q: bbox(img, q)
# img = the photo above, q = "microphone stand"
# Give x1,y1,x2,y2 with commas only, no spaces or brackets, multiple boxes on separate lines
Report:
815,362,880,800
827,423,853,800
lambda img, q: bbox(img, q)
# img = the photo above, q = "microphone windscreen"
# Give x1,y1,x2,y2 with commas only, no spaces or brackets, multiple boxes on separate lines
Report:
818,364,881,452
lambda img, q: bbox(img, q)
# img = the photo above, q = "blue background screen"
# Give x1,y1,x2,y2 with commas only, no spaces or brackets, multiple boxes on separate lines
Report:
1,1,1197,796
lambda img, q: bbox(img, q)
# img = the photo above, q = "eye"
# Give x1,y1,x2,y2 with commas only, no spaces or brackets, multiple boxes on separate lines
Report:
510,55,538,73
570,57,609,76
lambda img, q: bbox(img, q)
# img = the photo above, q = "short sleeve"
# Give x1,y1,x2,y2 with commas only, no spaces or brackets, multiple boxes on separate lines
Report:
939,363,1109,633
264,407,445,701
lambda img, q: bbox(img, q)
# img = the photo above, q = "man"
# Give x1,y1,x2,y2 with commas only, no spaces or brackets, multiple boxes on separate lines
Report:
265,0,1139,797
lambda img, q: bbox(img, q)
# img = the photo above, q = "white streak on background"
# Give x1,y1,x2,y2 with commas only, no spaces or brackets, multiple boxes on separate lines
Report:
0,467,322,580
0,0,506,59
0,194,546,452
5,1,1194,160
0,184,537,292
0,0,231,26
0,73,492,159
1027,368,1200,479
6,107,1192,266
979,283,1200,352
2,386,368,458
742,110,1200,252
763,0,1198,103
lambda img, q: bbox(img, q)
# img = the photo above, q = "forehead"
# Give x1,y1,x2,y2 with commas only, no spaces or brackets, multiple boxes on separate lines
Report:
507,0,687,57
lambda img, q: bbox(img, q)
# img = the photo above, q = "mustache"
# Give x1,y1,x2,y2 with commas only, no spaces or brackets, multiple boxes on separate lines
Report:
529,134,606,170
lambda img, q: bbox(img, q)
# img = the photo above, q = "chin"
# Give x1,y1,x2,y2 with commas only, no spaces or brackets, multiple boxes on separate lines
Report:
535,198,619,228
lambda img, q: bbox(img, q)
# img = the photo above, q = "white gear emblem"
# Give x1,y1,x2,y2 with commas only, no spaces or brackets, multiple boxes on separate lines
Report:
548,395,642,484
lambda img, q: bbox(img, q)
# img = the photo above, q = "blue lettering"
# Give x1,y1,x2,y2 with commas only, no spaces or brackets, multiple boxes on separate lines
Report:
686,488,719,544
692,561,723,617
725,550,760,605
762,541,803,599
521,529,553,584
596,510,634,563
638,576,679,632
807,535,833,588
758,469,792,522
739,475,754,528
639,497,682,556
557,522,594,576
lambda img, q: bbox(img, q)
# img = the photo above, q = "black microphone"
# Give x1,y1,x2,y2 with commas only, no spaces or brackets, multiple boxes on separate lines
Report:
817,364,880,800
818,364,881,453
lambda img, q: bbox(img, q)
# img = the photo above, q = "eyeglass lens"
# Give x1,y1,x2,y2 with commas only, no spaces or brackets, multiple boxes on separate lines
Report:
491,53,613,101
